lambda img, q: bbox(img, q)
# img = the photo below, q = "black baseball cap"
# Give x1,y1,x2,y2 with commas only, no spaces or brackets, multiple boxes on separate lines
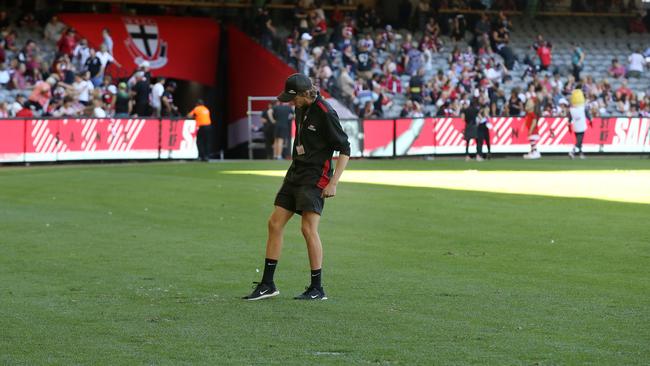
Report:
277,73,312,102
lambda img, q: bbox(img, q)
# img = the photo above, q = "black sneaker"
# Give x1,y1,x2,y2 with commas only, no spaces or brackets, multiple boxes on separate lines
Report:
294,286,327,300
242,282,279,301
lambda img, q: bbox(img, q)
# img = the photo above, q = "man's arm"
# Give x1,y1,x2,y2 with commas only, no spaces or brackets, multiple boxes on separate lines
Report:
162,95,171,111
322,154,349,198
322,110,351,198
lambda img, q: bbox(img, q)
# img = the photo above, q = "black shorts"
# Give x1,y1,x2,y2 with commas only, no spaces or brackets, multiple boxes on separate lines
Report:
274,182,324,216
274,124,289,140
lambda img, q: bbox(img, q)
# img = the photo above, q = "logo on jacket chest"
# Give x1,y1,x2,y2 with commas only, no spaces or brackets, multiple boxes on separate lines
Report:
307,124,317,132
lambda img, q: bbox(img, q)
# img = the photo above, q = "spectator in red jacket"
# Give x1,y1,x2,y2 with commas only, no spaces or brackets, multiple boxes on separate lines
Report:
534,37,552,71
616,79,634,100
57,28,77,57
382,72,402,95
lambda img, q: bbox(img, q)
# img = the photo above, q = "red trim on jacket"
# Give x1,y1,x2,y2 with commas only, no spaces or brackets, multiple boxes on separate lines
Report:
316,100,328,113
316,159,331,189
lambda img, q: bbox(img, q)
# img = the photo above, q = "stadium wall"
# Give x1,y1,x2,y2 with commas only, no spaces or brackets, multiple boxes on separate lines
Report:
0,118,198,163
225,25,297,149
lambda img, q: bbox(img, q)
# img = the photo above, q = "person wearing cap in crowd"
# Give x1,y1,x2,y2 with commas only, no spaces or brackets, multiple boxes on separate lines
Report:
298,33,312,75
243,73,351,302
132,72,150,116
161,81,178,117
187,99,212,161
102,84,118,114
139,60,151,75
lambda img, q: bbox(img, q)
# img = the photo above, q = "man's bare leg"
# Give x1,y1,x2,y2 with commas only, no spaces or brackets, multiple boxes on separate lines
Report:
243,206,293,300
295,211,327,299
266,206,294,260
300,211,322,270
273,138,284,159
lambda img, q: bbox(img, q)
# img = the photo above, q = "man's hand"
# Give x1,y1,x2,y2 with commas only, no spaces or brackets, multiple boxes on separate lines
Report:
321,182,337,198
322,154,349,199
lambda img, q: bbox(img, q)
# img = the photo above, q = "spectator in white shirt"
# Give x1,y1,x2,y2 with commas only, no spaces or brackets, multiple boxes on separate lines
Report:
485,62,506,82
96,44,122,77
9,95,27,116
73,72,94,105
150,76,165,117
627,49,646,78
0,63,10,86
550,71,563,91
73,39,90,72
52,96,80,117
92,98,107,117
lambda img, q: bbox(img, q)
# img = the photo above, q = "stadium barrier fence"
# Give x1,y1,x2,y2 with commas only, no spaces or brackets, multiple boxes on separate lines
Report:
0,117,198,163
339,116,650,157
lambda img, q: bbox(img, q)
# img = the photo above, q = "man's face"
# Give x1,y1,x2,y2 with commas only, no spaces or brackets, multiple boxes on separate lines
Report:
291,95,310,108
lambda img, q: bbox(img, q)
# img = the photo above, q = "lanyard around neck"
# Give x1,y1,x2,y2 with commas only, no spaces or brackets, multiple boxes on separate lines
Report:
295,101,314,146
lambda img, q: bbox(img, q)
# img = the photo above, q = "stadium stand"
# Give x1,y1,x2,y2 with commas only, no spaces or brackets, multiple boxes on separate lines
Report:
0,12,172,118
251,2,650,120
1,1,648,121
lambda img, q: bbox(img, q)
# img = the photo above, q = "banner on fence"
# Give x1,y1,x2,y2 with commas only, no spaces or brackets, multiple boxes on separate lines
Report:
160,119,198,159
362,117,650,156
0,118,198,163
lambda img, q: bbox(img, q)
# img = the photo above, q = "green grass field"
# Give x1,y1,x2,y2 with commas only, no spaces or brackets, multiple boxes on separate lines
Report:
1,158,649,365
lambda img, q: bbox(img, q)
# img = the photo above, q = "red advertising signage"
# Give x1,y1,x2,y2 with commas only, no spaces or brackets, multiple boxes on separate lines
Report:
362,117,650,156
58,14,220,86
160,119,199,159
0,118,197,163
0,120,26,162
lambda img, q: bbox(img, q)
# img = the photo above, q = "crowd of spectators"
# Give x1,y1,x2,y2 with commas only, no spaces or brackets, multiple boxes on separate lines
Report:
255,0,650,120
0,12,180,119
2,2,649,120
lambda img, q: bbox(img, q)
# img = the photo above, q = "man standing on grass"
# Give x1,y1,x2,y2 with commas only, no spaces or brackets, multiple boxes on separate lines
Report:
272,101,293,160
461,98,479,162
243,73,350,301
187,99,212,162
